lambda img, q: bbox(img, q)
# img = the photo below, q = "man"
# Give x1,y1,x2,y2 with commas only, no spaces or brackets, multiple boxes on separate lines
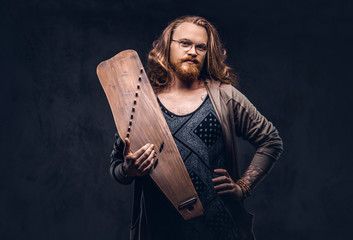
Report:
110,16,283,240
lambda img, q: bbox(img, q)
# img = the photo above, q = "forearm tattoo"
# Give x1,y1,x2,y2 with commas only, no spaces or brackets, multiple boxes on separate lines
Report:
240,164,266,190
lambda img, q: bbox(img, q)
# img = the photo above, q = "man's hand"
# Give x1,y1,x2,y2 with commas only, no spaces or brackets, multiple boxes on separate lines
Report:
122,138,156,177
212,169,243,201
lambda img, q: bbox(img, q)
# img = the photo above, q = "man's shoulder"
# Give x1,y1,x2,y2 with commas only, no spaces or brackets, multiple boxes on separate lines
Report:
206,78,236,90
218,82,242,102
217,82,251,109
219,82,237,93
206,78,247,103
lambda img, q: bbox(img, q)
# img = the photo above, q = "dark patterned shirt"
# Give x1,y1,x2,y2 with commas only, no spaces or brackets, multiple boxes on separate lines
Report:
144,95,238,240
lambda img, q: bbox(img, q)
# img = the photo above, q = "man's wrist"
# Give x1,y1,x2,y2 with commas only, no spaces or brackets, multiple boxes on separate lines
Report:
121,163,131,177
118,163,134,180
235,179,252,198
111,163,134,184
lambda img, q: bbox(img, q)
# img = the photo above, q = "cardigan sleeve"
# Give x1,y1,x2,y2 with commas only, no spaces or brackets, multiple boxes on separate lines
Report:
109,133,134,185
232,90,284,173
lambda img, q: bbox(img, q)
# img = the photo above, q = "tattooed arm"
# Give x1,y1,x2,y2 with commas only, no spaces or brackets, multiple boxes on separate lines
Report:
229,88,283,198
212,164,266,200
241,164,266,189
236,164,266,198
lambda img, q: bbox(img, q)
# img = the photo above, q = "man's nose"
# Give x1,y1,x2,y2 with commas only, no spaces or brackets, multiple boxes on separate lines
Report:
187,44,197,56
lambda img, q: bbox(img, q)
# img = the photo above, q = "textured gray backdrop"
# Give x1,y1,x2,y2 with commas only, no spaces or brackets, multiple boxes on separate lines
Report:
1,0,352,239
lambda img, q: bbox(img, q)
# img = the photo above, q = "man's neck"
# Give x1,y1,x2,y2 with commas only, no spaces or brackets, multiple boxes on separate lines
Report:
157,74,208,115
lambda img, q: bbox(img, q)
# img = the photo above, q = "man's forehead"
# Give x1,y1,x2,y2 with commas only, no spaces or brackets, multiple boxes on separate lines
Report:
172,22,208,43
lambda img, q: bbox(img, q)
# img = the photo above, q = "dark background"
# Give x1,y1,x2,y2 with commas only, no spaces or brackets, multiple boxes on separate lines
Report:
1,0,352,239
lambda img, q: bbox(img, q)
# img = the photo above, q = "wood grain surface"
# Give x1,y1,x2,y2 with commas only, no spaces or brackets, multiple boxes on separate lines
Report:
97,50,204,220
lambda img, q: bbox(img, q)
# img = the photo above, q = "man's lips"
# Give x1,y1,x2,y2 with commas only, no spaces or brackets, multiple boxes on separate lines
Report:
182,59,199,64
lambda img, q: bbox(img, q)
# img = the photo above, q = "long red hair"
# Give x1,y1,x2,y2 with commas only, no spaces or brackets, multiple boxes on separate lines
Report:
147,15,238,93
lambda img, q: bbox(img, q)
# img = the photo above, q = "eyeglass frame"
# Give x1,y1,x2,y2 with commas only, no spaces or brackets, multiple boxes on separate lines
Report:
171,39,208,55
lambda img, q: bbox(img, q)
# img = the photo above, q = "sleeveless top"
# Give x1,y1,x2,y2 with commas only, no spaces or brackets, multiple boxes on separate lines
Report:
143,95,238,240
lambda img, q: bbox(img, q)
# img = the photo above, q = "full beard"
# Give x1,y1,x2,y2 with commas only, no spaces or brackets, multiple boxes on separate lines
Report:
170,57,202,83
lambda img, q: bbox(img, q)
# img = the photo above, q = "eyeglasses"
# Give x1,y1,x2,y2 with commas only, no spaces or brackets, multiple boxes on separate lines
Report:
171,39,207,55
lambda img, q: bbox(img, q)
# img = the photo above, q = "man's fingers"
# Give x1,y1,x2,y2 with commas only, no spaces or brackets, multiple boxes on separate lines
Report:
141,153,156,174
131,143,153,161
138,149,155,171
217,190,233,196
123,138,131,156
214,168,231,178
214,183,233,192
122,141,156,177
135,144,154,166
212,176,231,185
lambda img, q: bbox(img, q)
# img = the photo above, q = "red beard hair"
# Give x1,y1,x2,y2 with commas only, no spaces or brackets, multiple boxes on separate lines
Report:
170,56,202,82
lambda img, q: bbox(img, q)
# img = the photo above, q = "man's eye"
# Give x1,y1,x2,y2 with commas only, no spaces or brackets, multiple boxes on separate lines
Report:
180,41,192,47
196,45,207,51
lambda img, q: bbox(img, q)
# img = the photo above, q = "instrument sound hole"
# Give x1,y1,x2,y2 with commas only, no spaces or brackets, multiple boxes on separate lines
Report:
159,142,164,153
153,158,158,169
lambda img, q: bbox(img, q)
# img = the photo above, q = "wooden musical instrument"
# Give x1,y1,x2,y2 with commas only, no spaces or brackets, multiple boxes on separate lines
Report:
97,50,204,220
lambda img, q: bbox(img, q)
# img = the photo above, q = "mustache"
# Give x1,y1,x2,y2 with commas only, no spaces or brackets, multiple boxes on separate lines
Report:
180,57,201,65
